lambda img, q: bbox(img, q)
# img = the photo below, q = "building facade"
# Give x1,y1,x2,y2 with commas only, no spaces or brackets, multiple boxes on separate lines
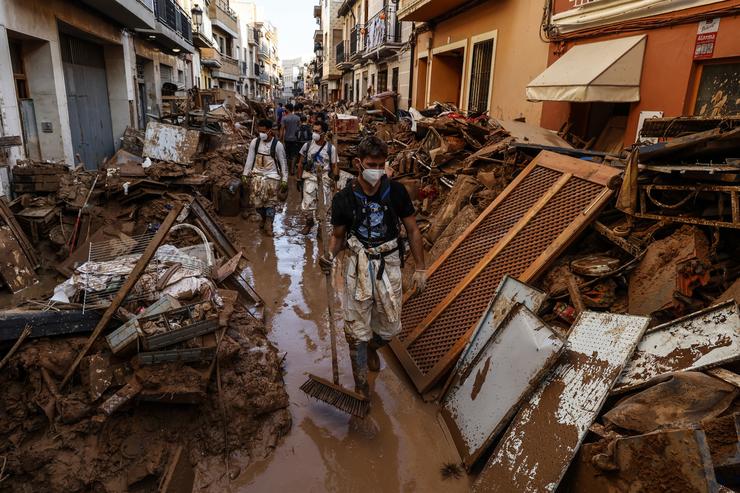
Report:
282,57,305,100
314,0,343,102
0,0,195,177
400,0,550,123
533,0,740,149
334,0,412,109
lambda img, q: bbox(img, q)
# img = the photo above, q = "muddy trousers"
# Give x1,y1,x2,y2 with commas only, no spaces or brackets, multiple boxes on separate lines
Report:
346,334,390,398
256,207,276,219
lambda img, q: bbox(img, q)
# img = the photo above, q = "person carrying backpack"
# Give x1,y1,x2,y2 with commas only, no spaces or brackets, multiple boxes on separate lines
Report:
280,103,302,175
297,120,338,235
318,136,427,401
242,118,288,237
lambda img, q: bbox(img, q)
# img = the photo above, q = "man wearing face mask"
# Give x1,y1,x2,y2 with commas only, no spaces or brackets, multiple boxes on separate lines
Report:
243,119,288,237
319,136,427,400
297,121,338,235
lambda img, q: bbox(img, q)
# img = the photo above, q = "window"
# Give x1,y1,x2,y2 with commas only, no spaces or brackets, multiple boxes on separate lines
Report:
378,69,388,92
392,67,399,93
468,38,494,114
693,60,740,117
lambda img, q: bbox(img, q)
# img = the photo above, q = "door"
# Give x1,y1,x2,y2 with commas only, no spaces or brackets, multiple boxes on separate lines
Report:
19,99,41,161
60,33,114,169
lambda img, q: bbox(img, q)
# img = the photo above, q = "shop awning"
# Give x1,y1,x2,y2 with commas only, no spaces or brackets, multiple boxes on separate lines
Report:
526,35,646,103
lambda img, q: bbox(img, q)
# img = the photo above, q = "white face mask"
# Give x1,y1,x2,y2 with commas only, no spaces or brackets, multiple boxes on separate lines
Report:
362,168,385,186
259,132,268,141
312,132,321,142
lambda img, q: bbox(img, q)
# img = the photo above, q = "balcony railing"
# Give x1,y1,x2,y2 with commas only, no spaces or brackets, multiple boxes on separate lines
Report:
350,25,360,57
335,40,347,66
219,54,240,77
258,73,269,84
254,63,261,75
216,0,238,21
240,61,248,76
366,8,402,52
259,43,269,57
153,0,192,43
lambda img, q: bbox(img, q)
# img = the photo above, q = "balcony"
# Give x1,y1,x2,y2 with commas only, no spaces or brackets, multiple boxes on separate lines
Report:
192,14,212,48
314,29,323,44
349,24,365,61
81,0,156,29
213,54,240,81
259,43,270,59
247,27,259,45
335,40,352,71
313,4,321,19
365,8,403,57
136,0,194,53
258,72,270,85
209,0,239,38
398,0,469,21
200,47,223,68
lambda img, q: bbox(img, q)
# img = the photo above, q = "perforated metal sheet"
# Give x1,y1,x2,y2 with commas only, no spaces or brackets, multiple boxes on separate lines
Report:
472,312,650,493
391,151,621,393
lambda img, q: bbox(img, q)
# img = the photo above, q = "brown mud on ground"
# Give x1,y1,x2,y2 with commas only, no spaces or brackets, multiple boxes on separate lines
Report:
222,186,471,492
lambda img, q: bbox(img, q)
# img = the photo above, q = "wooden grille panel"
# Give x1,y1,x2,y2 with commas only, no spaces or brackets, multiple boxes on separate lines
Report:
407,178,602,373
391,151,620,393
399,167,560,340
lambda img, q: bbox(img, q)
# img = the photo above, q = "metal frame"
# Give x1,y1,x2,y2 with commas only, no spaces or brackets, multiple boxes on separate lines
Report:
391,151,620,393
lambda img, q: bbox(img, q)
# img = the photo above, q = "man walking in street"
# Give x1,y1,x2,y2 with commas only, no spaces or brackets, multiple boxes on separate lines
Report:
297,121,338,235
243,118,288,237
276,102,285,126
319,136,427,399
280,103,302,175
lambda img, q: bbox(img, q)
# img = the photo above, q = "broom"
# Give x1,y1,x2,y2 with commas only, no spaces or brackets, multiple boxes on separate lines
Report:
300,160,369,418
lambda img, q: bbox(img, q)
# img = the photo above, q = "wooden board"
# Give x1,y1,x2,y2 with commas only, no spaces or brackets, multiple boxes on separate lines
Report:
473,312,650,493
391,151,620,393
0,225,38,293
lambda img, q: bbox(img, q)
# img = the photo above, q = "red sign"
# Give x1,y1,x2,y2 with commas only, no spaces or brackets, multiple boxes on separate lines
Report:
694,32,717,59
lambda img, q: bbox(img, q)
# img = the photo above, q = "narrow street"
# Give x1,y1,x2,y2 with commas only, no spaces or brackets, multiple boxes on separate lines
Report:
224,186,470,492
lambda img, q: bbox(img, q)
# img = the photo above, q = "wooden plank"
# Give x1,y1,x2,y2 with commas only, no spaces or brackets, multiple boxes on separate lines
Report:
0,309,100,341
61,203,185,388
706,368,740,388
0,225,38,293
473,312,650,493
403,173,571,346
0,197,40,269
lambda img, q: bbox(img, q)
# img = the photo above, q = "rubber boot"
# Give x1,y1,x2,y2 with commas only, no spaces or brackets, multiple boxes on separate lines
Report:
301,216,315,235
347,338,370,399
264,216,274,237
368,334,389,372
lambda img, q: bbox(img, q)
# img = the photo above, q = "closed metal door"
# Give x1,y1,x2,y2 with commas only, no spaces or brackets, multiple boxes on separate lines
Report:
60,33,114,169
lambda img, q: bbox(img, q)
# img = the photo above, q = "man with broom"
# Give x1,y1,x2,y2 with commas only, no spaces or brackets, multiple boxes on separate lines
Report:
319,136,427,401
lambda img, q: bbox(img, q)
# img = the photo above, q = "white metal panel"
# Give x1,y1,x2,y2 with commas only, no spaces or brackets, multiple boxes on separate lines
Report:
473,311,650,493
614,300,740,393
142,122,200,164
441,304,564,468
454,275,548,382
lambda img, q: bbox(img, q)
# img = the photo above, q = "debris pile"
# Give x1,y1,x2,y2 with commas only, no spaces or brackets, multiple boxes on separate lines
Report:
0,104,291,491
358,111,740,490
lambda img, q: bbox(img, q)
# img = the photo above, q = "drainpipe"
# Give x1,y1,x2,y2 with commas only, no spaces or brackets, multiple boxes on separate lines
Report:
407,22,415,108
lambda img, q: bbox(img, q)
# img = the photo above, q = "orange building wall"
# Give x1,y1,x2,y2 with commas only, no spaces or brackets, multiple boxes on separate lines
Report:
539,14,740,145
412,0,550,123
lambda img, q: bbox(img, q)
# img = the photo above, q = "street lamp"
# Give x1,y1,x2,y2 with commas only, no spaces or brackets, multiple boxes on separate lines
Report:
191,4,203,32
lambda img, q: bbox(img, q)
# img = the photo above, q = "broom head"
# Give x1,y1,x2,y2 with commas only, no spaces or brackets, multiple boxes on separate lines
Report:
300,373,369,418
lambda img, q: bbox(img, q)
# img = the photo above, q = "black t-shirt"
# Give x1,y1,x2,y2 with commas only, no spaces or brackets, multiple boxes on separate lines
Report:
331,178,415,245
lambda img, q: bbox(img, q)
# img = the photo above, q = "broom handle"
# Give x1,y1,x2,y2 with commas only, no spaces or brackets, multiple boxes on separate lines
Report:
315,163,340,385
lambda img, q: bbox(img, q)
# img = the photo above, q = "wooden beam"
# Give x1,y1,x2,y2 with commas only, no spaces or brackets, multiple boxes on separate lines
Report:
61,202,185,388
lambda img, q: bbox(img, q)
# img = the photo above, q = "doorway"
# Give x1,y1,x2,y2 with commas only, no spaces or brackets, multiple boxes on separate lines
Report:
430,46,464,107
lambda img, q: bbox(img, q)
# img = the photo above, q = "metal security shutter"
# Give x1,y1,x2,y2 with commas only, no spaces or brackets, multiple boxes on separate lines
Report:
468,38,494,115
160,64,173,84
60,33,114,169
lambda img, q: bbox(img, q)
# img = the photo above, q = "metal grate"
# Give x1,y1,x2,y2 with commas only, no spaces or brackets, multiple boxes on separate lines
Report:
468,38,495,114
391,151,621,393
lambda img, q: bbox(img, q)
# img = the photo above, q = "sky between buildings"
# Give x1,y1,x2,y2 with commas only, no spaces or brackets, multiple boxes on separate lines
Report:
257,0,317,62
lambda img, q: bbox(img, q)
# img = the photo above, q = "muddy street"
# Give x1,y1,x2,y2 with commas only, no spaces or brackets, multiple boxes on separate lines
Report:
223,186,470,492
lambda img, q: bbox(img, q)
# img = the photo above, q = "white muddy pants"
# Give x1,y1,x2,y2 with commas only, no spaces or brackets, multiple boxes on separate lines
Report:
342,237,403,342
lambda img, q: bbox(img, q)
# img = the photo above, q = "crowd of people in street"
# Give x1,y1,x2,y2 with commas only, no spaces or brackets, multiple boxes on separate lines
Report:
240,102,427,405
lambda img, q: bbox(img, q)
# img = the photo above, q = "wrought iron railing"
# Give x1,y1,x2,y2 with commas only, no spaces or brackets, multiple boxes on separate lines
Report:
335,40,348,65
153,0,192,44
365,7,401,52
350,25,360,56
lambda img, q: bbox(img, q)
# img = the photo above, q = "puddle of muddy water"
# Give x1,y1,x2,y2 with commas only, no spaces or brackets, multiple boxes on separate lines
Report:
223,189,471,493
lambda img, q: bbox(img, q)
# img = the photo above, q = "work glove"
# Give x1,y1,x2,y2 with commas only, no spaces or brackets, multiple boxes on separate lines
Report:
411,269,428,295
241,174,251,188
296,179,304,192
280,181,288,191
277,181,289,202
318,253,334,275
